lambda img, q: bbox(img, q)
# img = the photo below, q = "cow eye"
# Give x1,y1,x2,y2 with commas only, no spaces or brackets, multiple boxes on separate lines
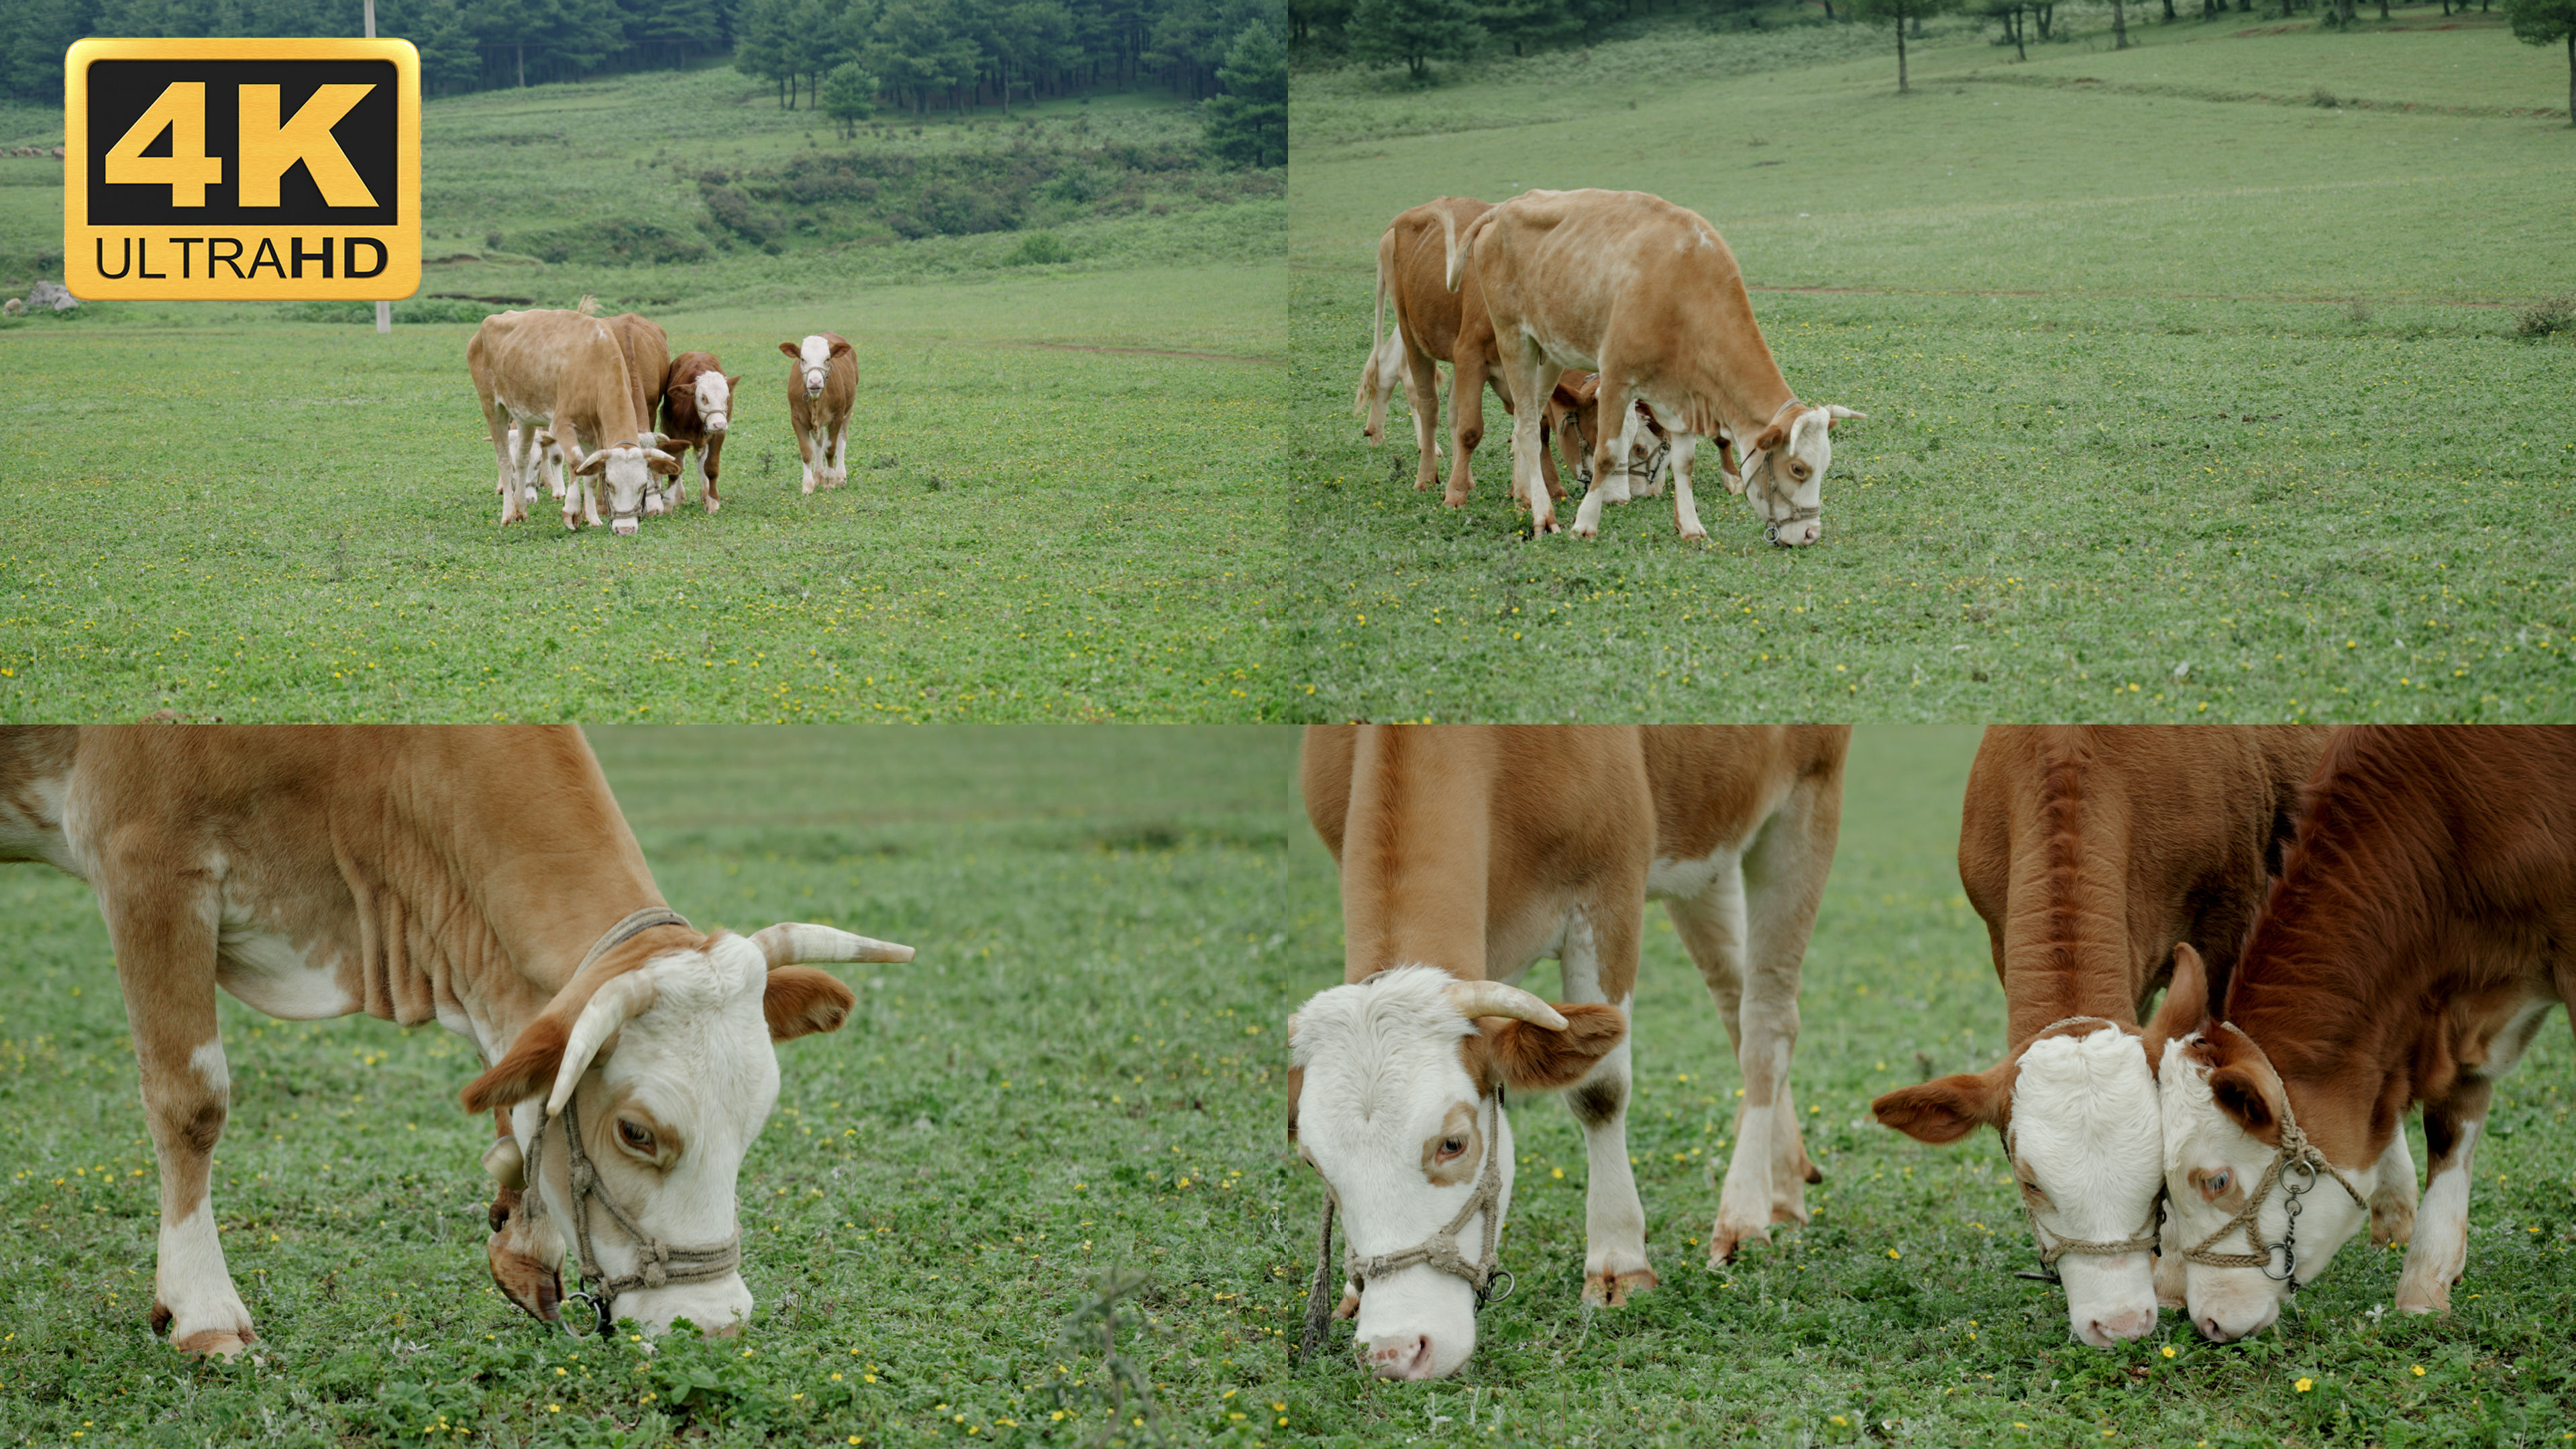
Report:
1438,1137,1466,1160
616,1120,657,1155
2204,1169,2231,1196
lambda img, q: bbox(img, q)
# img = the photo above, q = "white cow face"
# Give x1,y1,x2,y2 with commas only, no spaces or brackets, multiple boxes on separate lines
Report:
469,924,912,1337
2158,1029,2367,1342
572,438,683,535
1739,405,1864,547
1287,967,1619,1381
783,335,838,398
1873,1023,2163,1347
696,372,737,435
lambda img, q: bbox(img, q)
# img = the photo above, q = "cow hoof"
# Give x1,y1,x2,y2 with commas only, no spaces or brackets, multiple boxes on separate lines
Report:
1678,527,1708,543
1333,1290,1361,1321
1572,524,1597,539
2370,1195,2415,1247
704,496,722,514
1583,1269,1658,1307
1770,1203,1810,1226
1709,1222,1768,1265
174,1328,254,1359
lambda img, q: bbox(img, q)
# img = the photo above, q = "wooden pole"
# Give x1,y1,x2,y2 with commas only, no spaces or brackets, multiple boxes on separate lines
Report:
367,0,391,334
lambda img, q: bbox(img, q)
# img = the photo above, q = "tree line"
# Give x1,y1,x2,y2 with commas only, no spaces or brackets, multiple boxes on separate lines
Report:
1297,0,2571,119
0,0,1287,160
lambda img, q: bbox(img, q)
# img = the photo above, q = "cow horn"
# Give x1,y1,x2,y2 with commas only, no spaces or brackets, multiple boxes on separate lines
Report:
547,969,658,1114
751,922,916,968
482,1135,527,1189
1448,979,1568,1031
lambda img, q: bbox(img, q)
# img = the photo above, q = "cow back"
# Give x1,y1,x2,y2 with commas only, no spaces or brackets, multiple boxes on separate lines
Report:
607,314,671,438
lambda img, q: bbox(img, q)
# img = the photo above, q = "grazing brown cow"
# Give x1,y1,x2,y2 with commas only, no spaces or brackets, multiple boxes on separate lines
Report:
1872,727,2328,1348
2160,726,2576,1342
0,725,914,1355
469,309,681,535
1293,725,1847,1379
1351,199,1562,508
660,352,739,515
1450,189,1864,544
780,333,856,494
603,313,674,519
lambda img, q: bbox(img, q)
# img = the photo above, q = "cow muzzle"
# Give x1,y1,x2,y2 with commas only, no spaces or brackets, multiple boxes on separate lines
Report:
704,415,728,435
1766,515,1821,547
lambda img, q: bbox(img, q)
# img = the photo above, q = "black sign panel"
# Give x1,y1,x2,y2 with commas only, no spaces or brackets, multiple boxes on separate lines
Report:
84,59,400,226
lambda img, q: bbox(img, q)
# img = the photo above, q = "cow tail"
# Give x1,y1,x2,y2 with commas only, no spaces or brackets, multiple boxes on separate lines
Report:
1356,229,1396,419
1444,207,1493,295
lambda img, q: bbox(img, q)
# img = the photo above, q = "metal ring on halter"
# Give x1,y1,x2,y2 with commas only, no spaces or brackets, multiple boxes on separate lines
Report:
1479,1269,1515,1308
571,1290,614,1338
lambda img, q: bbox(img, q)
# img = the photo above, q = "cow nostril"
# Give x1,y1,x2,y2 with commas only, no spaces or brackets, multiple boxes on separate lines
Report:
1368,1334,1433,1379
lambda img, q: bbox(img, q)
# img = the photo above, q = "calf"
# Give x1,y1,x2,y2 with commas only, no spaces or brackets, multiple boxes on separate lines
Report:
0,724,915,1354
781,333,856,494
660,352,739,515
469,309,681,535
1451,189,1864,543
1871,727,2327,1347
2159,726,2575,1342
1354,199,1564,509
1293,725,1847,1379
1544,371,1707,506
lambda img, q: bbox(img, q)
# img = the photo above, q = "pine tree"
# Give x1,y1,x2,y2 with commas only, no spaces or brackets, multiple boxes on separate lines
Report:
1345,0,1481,81
2503,0,2576,124
1202,17,1285,165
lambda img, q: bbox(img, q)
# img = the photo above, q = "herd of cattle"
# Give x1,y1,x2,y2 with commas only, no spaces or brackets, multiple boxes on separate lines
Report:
1354,189,1864,547
466,308,861,537
3,724,2567,1384
1291,724,2575,1378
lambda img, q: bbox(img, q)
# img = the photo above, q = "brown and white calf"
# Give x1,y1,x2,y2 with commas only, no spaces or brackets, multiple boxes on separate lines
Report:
659,352,739,515
2159,726,2575,1342
1351,198,1563,508
1544,371,1705,506
1449,189,1863,544
469,310,681,535
781,333,856,494
0,725,913,1356
1872,726,2328,1347
1294,724,1847,1379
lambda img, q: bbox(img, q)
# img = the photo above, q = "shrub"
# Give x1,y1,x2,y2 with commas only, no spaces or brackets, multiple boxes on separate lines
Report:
1006,232,1071,265
2514,295,2575,339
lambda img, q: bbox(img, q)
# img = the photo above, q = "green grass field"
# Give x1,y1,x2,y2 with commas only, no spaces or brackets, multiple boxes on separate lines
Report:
3,727,2571,1446
1285,7,2576,722
0,70,1287,724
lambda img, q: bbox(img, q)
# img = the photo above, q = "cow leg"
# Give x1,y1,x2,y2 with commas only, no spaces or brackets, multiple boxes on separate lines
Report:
2395,1085,2489,1313
796,420,821,495
1663,861,1766,1261
1403,348,1442,494
99,875,256,1357
1668,434,1709,543
484,1108,566,1323
2369,1126,2418,1246
1558,909,1657,1306
1445,354,1489,506
826,417,850,488
1740,773,1837,1215
700,433,724,514
1500,345,1560,534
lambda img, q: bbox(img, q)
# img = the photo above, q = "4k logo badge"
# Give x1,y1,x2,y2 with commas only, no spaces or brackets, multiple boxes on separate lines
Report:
66,38,420,300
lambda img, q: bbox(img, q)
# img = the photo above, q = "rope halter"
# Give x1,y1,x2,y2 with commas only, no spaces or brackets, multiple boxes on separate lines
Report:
517,907,745,1336
1295,1089,1514,1362
2175,1024,2369,1288
1741,400,1821,543
2003,1017,2164,1285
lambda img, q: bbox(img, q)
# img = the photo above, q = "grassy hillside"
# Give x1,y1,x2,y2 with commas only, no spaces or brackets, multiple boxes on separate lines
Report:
1284,5,2576,723
3,727,2569,1446
1,67,1278,305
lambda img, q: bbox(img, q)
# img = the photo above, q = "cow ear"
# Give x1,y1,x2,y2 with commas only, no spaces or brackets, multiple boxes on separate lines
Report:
1872,1067,2009,1145
646,452,683,476
1751,423,1788,453
462,1016,570,1114
1483,1004,1624,1091
726,374,743,392
2145,942,2213,1073
2208,1061,2284,1145
763,966,857,1041
1284,1064,1303,1144
780,341,802,358
828,339,853,360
